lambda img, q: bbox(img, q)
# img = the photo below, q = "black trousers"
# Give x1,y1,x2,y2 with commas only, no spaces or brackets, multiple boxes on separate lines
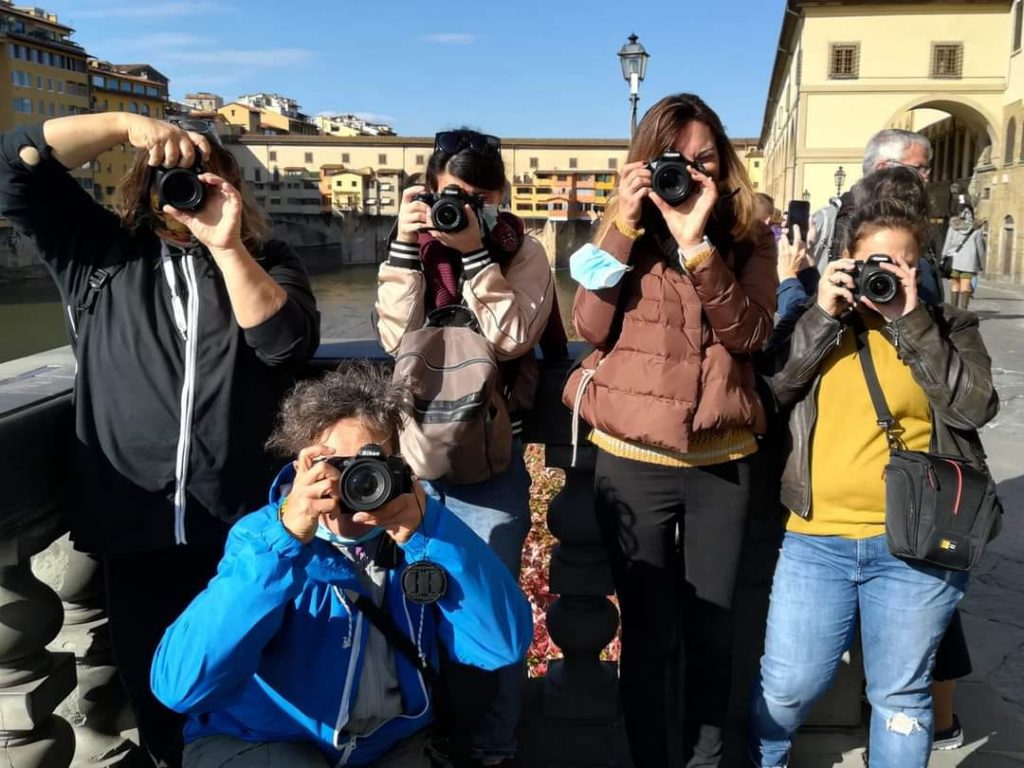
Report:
934,608,973,682
594,450,751,768
103,544,224,768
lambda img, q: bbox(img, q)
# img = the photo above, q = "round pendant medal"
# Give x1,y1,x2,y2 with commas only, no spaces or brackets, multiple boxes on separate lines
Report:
402,561,448,604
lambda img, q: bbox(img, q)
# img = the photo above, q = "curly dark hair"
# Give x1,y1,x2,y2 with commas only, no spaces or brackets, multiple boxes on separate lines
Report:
847,197,930,255
266,360,412,457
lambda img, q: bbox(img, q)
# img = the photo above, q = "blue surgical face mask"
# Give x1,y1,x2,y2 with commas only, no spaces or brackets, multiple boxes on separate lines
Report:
315,522,384,547
570,243,633,290
480,204,500,232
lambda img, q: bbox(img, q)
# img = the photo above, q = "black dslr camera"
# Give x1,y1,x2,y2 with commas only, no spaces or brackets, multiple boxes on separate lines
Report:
646,151,704,206
316,444,414,513
850,254,900,304
154,157,205,212
415,184,484,233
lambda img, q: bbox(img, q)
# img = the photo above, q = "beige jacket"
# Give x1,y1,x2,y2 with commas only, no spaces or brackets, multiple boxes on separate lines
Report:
375,235,555,413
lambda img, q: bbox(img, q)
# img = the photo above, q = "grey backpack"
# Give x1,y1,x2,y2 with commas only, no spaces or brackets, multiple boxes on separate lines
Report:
393,306,512,484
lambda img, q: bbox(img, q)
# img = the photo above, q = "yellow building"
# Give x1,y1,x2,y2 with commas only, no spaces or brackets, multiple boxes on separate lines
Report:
761,0,1023,280
219,102,261,134
89,61,169,206
0,1,91,189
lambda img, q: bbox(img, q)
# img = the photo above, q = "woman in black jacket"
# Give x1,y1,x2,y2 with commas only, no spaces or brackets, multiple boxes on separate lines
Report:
0,112,319,767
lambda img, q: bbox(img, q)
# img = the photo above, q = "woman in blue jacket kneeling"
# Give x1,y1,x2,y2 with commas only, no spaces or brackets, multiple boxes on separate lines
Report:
151,360,533,767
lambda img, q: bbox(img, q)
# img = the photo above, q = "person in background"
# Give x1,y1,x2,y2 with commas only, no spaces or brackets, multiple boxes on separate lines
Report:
943,204,986,309
376,128,563,768
151,362,533,768
565,92,777,767
0,113,319,767
754,192,782,239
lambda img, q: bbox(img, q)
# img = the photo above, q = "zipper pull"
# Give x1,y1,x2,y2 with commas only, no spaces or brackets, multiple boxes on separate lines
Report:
834,325,844,348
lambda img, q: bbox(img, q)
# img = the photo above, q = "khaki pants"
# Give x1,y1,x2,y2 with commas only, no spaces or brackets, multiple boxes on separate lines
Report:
183,730,432,768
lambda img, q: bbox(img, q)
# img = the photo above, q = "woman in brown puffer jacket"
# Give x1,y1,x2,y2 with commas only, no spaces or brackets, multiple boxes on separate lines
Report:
563,93,777,767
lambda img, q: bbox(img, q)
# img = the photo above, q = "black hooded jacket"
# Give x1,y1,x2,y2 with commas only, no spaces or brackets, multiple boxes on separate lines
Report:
0,124,320,553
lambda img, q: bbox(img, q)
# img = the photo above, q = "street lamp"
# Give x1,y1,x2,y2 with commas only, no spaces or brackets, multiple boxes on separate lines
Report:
618,33,649,139
834,165,847,197
802,189,812,202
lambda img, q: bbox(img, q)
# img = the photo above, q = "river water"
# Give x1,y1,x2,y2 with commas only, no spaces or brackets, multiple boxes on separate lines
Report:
0,249,579,365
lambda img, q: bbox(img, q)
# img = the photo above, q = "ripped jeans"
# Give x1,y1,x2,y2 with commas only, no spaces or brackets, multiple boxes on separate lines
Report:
750,533,966,768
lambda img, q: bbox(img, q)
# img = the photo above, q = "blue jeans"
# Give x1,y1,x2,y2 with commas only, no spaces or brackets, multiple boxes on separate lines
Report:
421,442,532,760
750,533,967,768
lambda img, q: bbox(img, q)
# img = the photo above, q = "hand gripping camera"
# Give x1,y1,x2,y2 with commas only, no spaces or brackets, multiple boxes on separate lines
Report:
153,158,205,212
646,151,705,206
316,444,414,513
851,254,900,304
415,184,485,233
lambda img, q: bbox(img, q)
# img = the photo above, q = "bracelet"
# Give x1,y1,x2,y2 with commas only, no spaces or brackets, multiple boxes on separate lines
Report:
614,218,645,241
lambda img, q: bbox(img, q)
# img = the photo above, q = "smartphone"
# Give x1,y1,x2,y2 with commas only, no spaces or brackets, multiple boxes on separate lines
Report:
786,200,810,244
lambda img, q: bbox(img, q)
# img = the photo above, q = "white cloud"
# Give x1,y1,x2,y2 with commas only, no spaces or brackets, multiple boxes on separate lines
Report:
74,1,231,19
420,33,476,45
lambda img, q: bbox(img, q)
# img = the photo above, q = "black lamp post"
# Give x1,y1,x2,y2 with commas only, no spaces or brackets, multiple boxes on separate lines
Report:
618,33,649,139
834,165,847,197
802,189,812,202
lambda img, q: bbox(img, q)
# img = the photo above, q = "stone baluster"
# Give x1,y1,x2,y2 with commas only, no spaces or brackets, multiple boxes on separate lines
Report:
0,516,76,768
542,441,619,722
33,535,141,766
520,354,622,764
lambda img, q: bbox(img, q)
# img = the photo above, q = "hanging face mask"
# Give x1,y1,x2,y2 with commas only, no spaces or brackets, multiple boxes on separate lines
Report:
480,204,500,233
315,521,384,547
570,243,633,290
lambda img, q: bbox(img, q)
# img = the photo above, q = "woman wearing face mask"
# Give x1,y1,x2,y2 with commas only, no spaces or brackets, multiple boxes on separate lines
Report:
563,93,778,767
375,128,562,768
0,112,319,767
942,204,986,309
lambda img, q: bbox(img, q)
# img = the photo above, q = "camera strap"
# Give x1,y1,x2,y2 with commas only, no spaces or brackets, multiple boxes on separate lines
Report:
342,588,441,691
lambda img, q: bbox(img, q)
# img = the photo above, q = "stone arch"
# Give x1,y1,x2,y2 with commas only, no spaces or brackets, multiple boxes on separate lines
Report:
886,96,999,151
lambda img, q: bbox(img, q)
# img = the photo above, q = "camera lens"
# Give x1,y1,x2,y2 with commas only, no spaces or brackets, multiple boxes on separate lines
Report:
341,461,393,512
432,200,465,232
865,272,899,303
653,163,692,205
160,169,204,211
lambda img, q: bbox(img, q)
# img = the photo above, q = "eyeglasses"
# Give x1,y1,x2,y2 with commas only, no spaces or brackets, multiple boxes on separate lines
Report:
434,130,501,156
889,160,931,180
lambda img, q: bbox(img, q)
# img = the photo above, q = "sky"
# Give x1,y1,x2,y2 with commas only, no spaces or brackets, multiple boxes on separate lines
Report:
42,0,787,140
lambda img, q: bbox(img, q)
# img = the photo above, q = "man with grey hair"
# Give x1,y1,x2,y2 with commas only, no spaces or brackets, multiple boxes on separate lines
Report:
809,128,933,270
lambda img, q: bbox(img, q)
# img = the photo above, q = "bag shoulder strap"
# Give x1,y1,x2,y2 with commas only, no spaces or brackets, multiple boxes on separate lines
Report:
851,316,902,450
343,588,440,690
76,261,125,313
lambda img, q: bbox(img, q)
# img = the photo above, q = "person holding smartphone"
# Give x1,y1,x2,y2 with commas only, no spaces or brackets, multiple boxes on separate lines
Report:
564,93,778,767
0,112,319,766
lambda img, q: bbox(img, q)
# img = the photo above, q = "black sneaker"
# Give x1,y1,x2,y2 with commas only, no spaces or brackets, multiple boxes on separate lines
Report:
933,713,964,750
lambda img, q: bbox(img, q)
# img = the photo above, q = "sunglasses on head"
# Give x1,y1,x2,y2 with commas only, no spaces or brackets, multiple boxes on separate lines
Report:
169,118,223,148
434,130,501,156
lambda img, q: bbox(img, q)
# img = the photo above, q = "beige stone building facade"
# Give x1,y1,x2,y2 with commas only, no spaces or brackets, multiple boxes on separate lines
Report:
761,0,1023,281
228,135,763,221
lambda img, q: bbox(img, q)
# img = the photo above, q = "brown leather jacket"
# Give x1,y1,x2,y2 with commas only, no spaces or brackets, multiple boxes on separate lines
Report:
768,302,999,517
564,221,778,453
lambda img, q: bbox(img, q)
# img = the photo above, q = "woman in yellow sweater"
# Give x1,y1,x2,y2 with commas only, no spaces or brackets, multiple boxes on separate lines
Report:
750,194,998,767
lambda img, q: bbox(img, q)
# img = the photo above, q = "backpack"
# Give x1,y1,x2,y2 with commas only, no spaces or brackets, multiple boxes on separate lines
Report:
393,305,512,484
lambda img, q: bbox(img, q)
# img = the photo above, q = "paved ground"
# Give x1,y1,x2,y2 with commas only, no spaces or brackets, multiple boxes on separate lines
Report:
792,281,1024,766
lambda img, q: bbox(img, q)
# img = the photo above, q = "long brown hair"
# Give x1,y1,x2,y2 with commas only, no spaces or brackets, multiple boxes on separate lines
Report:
597,93,759,245
114,141,270,251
